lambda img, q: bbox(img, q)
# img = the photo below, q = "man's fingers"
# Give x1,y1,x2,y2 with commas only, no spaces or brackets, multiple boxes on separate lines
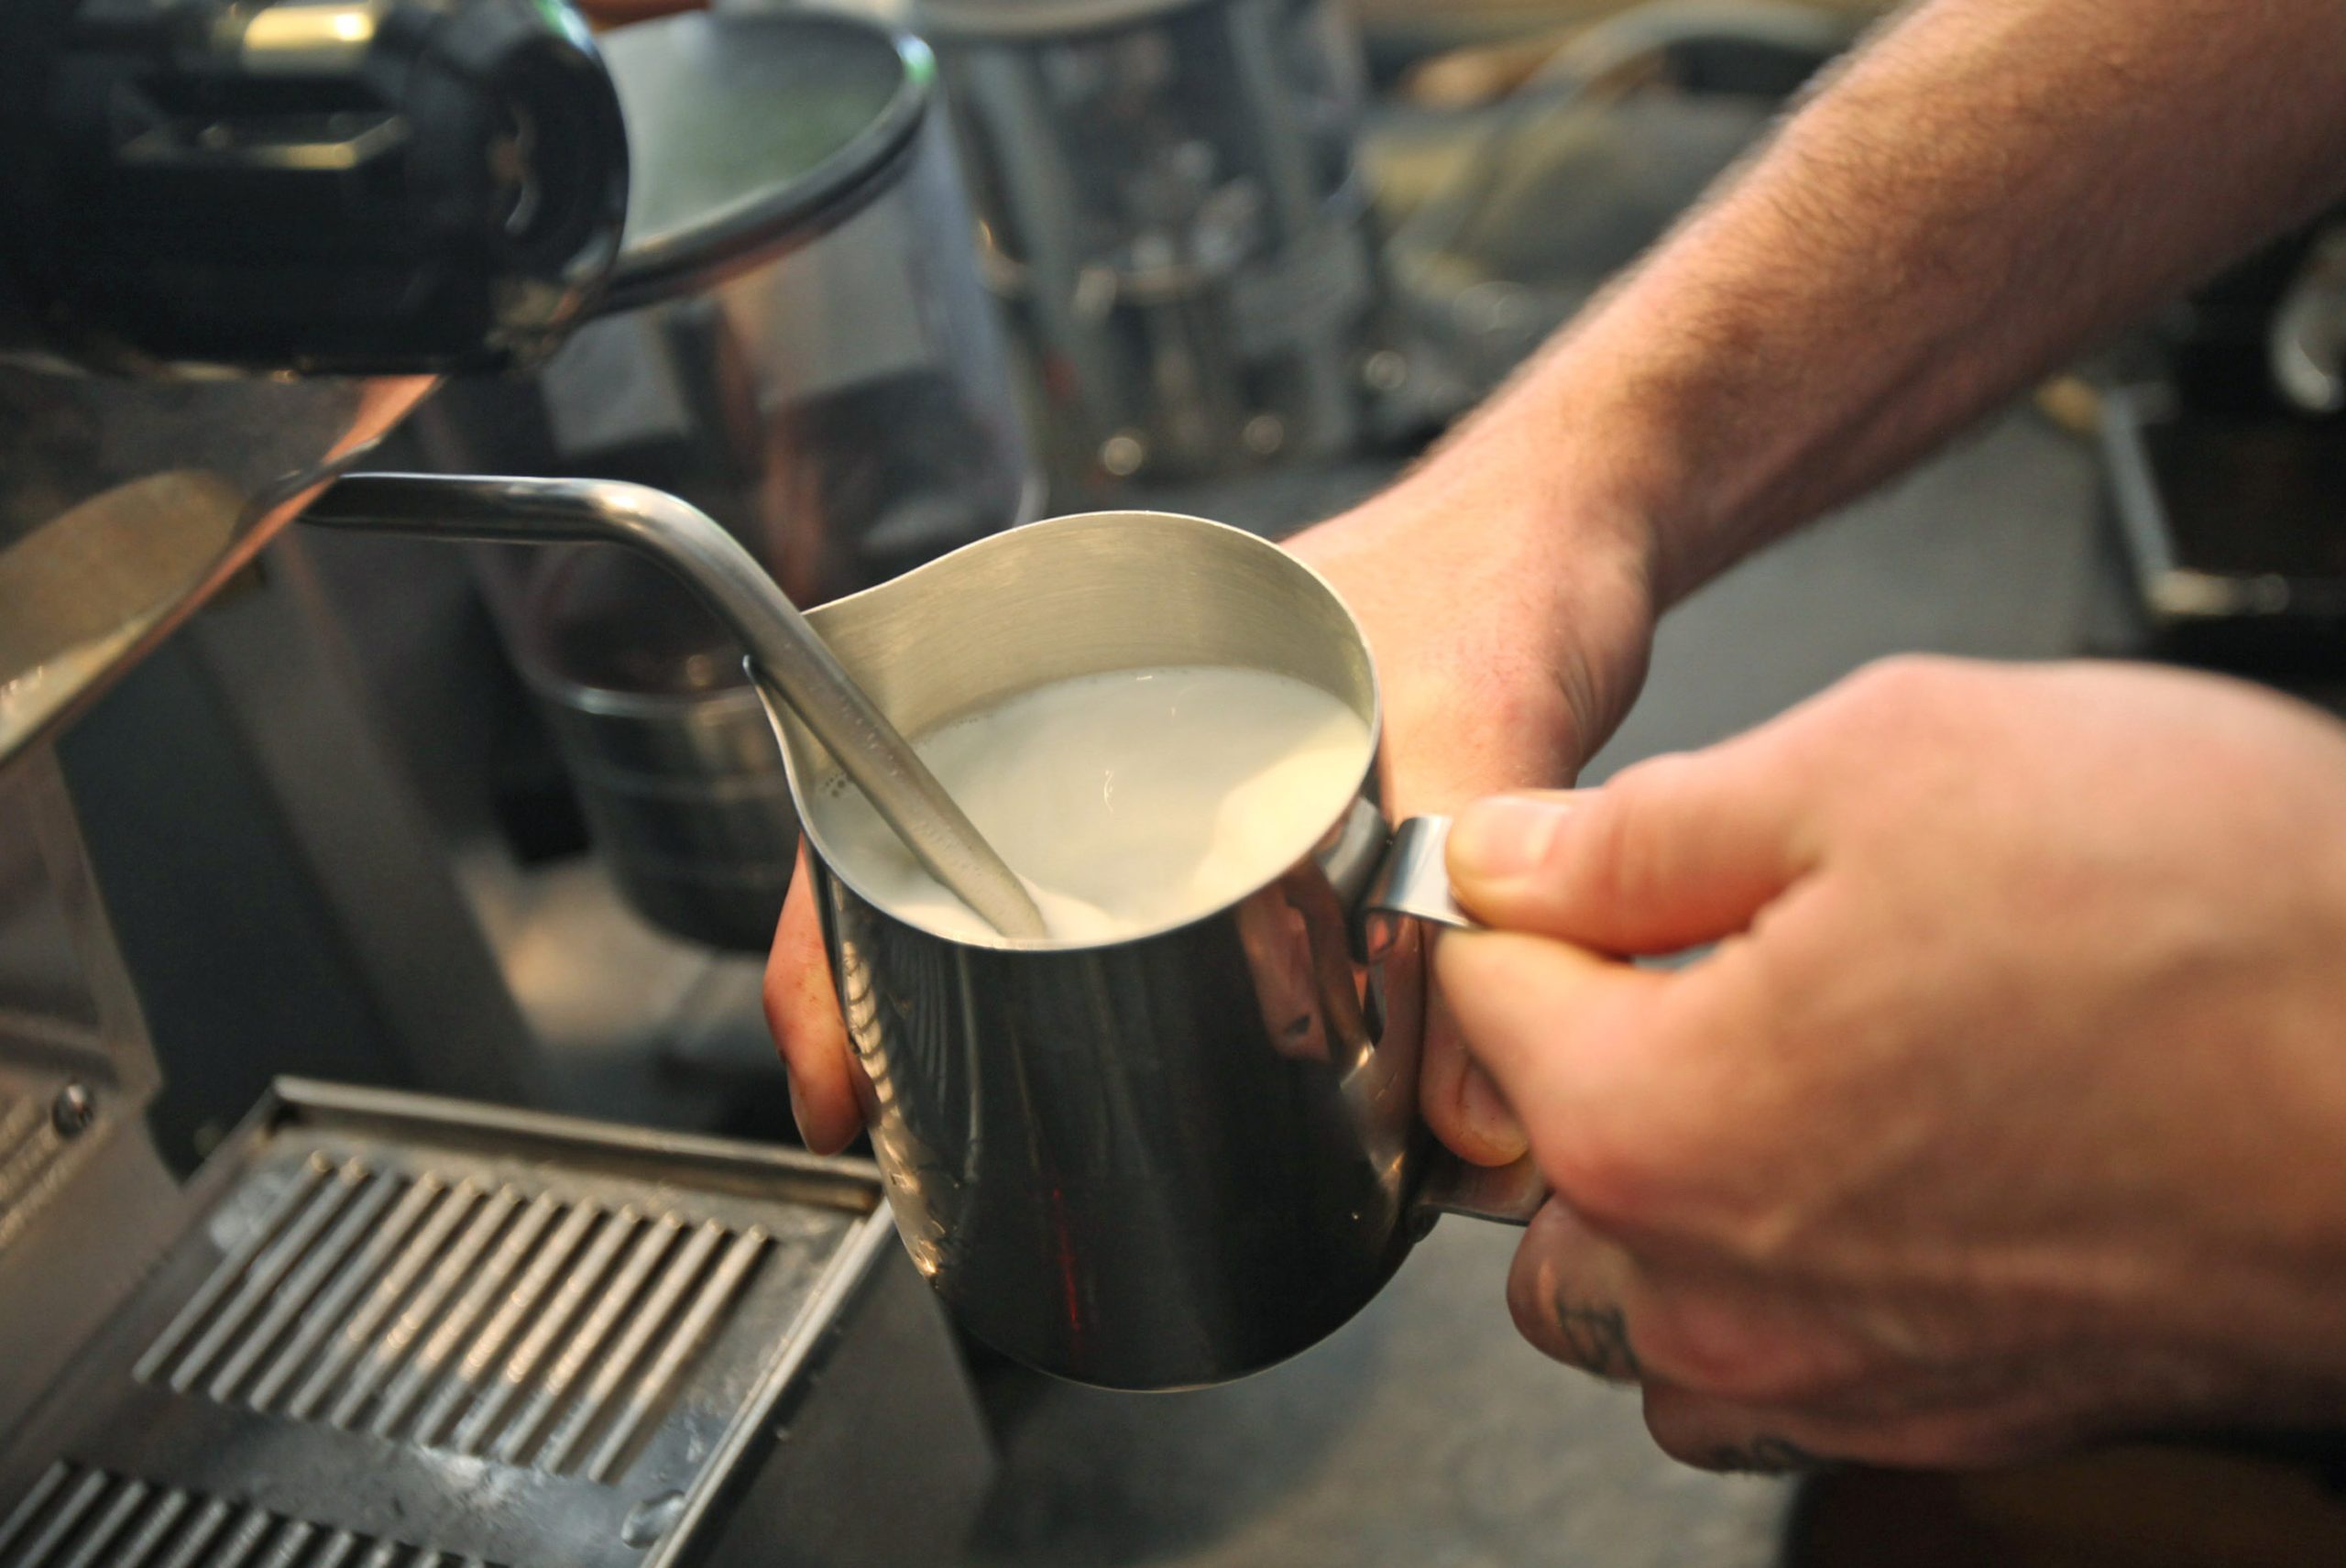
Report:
1434,930,1672,1159
1447,749,1816,955
762,848,862,1154
1420,981,1529,1166
1507,1205,2030,1470
1639,1384,2049,1473
1507,1201,1650,1382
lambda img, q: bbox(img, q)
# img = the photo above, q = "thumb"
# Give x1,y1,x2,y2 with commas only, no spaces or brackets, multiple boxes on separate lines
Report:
1447,750,1817,956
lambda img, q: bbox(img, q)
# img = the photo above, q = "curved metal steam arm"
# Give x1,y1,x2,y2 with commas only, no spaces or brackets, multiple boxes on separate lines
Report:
301,472,1048,939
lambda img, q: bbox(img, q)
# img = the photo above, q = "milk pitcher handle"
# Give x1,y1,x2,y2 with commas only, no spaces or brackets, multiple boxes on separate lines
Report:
1354,812,1551,1229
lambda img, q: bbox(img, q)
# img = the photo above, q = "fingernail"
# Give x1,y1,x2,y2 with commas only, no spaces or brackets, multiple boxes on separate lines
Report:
1450,795,1571,883
1460,1062,1529,1163
787,1077,815,1148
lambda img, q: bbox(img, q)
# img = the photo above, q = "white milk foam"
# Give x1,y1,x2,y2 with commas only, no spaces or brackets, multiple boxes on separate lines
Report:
812,665,1371,943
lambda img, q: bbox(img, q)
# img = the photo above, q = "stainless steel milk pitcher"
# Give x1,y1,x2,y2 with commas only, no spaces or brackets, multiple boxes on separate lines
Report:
770,511,1544,1390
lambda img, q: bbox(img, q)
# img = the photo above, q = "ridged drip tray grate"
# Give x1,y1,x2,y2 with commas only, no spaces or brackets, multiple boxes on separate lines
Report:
134,1154,776,1482
0,1462,501,1568
0,1084,891,1568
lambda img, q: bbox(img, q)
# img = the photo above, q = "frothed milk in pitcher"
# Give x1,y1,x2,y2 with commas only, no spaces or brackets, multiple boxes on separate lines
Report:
811,664,1370,942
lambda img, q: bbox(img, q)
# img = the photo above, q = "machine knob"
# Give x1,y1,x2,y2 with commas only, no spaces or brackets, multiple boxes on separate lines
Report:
0,0,630,374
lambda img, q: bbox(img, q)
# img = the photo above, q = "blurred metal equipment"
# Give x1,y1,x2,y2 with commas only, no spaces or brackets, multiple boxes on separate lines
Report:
0,2,995,1559
1375,1,1851,397
2270,222,2346,416
0,1077,991,1568
913,0,1380,492
0,751,178,1433
0,375,434,773
435,9,1036,949
5,673,994,1568
2099,210,2346,670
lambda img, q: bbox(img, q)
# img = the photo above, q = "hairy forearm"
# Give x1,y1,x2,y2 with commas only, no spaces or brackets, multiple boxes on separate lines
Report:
1443,0,2346,608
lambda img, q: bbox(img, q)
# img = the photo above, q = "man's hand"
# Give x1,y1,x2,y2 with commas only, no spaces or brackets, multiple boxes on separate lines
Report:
765,447,1661,1157
1439,657,2346,1470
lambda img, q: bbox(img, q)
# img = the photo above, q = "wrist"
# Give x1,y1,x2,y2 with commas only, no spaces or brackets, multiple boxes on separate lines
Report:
1410,326,1714,618
1360,416,1666,753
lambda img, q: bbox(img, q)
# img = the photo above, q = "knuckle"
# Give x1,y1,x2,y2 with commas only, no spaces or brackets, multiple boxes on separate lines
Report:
1845,652,1967,706
1633,1297,1855,1406
1822,656,1985,751
1505,1208,1643,1382
1533,1114,1660,1233
1529,1036,1720,1235
1505,1275,1635,1382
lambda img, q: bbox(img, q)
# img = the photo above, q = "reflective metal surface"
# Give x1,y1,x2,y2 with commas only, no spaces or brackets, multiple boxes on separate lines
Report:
0,1080,993,1568
515,546,805,951
772,511,1540,1389
1365,813,1474,931
2272,222,2346,415
429,9,1036,949
918,0,1376,491
301,472,1048,938
0,368,434,771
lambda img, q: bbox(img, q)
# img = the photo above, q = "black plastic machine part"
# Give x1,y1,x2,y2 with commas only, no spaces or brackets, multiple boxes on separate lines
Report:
0,0,631,374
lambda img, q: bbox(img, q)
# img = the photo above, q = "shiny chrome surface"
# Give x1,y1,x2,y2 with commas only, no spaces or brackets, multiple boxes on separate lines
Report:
532,685,797,953
301,473,1047,938
1364,814,1475,931
0,367,434,771
429,8,1035,949
918,0,1375,490
2272,222,2346,415
774,510,1538,1389
0,1080,992,1568
512,546,802,952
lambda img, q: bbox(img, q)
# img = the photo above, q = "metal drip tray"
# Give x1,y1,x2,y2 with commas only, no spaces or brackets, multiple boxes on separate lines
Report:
3,1464,491,1568
0,1081,992,1568
0,1070,94,1263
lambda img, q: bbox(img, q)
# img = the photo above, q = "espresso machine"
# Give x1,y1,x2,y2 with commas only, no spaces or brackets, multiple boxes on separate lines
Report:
0,1,994,1562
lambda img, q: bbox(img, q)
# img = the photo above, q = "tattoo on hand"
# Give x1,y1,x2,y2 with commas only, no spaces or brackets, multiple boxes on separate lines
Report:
1550,1299,1641,1381
1702,1436,1825,1475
